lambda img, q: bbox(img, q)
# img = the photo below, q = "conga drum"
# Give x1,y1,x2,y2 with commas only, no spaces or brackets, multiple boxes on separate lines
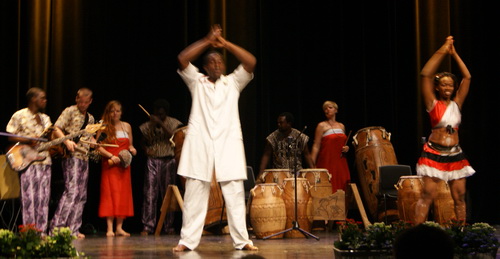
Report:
260,169,292,187
299,168,332,199
282,178,313,238
352,126,398,220
249,183,287,239
433,180,456,224
396,176,423,223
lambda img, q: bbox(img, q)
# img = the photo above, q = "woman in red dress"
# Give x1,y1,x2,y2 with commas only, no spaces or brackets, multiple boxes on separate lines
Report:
311,100,351,192
97,100,137,236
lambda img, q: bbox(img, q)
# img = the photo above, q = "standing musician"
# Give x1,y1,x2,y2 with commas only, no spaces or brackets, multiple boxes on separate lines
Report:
139,99,182,235
310,101,351,192
49,88,94,238
258,112,315,179
6,87,52,233
96,100,137,237
415,36,475,224
172,24,258,252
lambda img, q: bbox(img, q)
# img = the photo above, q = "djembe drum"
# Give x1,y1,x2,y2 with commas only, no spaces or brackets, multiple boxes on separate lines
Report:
282,178,313,238
260,169,292,187
352,126,398,221
396,175,423,222
299,168,332,199
433,180,456,224
249,183,287,239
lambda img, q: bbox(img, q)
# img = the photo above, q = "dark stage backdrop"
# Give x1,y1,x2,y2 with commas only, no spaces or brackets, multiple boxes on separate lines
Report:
1,0,498,233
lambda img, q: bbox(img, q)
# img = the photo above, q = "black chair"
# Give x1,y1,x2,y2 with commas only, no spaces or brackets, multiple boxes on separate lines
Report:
378,165,412,223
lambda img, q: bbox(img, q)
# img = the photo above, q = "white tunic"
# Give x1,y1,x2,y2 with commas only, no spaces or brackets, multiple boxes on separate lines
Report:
177,63,253,182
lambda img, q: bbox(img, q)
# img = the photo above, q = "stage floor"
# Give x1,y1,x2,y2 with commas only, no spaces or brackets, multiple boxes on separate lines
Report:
72,225,500,259
73,228,337,259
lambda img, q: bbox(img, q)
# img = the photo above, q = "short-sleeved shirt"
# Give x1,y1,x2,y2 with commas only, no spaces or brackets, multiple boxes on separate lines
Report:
54,105,95,160
176,63,253,182
266,128,309,171
6,108,53,165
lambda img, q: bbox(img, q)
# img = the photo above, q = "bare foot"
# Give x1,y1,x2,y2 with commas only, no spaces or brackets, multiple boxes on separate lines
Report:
115,230,130,236
240,244,259,251
76,233,85,239
106,231,115,237
172,244,190,252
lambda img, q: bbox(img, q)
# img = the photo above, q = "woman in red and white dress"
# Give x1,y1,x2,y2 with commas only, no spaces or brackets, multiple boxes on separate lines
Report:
414,36,475,224
311,100,350,193
96,100,137,236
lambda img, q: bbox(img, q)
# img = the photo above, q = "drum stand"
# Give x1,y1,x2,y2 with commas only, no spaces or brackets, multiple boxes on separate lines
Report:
263,126,319,240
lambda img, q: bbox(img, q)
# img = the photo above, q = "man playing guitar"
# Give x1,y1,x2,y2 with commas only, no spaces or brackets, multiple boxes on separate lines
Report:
50,88,95,239
6,87,53,234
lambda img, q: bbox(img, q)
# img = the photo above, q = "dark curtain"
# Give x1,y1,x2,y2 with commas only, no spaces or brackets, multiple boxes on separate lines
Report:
1,0,498,232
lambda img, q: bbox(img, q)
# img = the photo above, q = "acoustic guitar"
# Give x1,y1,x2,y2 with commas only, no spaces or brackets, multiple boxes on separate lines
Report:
6,123,105,171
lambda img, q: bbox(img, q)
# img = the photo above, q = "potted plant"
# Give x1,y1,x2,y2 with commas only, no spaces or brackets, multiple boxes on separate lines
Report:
334,219,398,258
333,219,499,259
445,219,499,259
0,224,82,258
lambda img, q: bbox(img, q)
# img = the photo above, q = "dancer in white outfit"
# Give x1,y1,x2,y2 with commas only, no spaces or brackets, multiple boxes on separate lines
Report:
172,25,258,252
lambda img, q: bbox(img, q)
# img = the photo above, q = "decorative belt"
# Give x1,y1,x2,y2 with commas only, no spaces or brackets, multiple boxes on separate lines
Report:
427,141,461,153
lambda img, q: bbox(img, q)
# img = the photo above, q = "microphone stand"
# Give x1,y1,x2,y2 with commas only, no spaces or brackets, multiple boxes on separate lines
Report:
263,126,319,240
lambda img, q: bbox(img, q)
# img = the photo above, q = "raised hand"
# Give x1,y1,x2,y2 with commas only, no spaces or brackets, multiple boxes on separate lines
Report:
437,36,454,54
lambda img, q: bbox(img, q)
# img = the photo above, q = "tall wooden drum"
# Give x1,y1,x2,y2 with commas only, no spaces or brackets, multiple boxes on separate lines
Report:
249,183,287,239
352,126,398,221
396,176,423,223
433,180,456,224
282,178,313,238
260,169,291,187
299,168,332,199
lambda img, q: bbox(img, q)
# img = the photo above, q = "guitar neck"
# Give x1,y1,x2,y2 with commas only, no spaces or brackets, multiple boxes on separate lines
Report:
36,129,87,151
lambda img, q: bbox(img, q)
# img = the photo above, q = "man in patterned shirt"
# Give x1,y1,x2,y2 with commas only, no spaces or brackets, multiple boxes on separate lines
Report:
6,87,53,233
139,99,182,235
50,88,94,238
258,112,315,178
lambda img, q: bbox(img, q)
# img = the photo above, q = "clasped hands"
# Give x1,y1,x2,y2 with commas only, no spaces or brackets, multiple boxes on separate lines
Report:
206,24,227,48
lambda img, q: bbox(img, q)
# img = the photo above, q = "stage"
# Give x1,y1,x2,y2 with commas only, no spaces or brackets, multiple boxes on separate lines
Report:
73,229,337,259
72,225,500,259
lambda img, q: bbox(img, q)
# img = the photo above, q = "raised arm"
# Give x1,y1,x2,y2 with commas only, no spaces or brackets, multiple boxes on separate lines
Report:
420,36,454,110
450,44,471,109
177,25,221,70
215,35,256,73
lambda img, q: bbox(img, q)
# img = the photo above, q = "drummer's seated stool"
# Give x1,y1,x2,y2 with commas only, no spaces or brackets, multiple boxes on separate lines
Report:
378,165,412,223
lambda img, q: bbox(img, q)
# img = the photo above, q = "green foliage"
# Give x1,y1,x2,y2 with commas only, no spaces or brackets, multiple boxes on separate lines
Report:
0,225,82,258
444,219,500,257
334,218,499,257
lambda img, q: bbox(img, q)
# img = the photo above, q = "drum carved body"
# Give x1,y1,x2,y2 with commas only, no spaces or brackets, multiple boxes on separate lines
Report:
249,183,287,239
352,126,398,220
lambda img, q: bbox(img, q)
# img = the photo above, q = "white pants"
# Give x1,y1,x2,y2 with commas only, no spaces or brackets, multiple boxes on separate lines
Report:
178,178,252,250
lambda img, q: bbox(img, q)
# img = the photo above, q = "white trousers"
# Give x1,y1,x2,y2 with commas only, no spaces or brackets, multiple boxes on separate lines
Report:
178,178,253,250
